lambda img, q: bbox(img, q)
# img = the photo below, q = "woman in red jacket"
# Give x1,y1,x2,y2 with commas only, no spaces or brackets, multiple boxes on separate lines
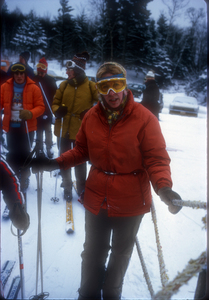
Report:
31,62,182,300
1,62,45,191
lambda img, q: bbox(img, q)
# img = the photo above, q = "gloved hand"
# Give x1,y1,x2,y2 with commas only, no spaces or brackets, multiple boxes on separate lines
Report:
9,203,30,233
54,106,68,118
158,187,182,214
30,157,59,173
19,109,33,120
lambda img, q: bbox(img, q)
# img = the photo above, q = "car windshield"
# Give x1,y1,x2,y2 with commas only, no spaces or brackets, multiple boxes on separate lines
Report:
174,97,197,105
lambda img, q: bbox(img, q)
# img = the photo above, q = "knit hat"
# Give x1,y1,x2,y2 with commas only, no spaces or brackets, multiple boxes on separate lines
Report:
96,62,127,82
37,57,48,74
71,51,90,70
146,70,155,79
19,51,30,63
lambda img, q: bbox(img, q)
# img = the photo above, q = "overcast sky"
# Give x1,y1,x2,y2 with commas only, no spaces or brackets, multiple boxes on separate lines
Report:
5,0,207,26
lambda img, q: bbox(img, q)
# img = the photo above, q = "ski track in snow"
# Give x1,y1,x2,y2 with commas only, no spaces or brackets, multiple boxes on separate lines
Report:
0,61,207,299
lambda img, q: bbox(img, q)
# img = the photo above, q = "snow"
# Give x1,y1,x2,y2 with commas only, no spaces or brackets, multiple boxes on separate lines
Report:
1,61,207,300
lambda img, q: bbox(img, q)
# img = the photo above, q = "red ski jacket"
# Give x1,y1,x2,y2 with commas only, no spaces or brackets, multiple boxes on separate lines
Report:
0,157,24,209
56,90,172,217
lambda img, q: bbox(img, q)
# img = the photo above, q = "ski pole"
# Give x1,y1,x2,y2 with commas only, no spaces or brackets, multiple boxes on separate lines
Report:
36,171,43,295
17,229,25,299
25,121,32,151
34,171,49,299
51,116,63,202
38,82,55,124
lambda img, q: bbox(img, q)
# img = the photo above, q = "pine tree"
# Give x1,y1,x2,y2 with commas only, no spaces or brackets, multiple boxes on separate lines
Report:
117,0,152,66
10,10,47,65
157,13,168,47
52,0,75,66
1,2,24,56
74,11,94,54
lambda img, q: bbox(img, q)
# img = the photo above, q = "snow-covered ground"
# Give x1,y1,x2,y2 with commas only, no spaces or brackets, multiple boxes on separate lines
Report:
1,61,207,299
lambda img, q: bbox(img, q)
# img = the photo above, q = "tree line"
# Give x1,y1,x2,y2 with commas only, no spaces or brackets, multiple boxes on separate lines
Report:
1,0,207,86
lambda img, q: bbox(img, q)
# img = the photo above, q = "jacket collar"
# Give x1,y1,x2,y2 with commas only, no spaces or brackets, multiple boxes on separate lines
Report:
95,89,135,121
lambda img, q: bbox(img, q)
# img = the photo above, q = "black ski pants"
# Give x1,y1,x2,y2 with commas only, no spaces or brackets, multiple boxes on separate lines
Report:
36,117,53,151
6,125,34,181
78,209,144,300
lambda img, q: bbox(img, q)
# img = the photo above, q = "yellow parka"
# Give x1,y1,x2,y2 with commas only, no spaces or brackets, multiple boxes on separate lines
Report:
52,77,98,140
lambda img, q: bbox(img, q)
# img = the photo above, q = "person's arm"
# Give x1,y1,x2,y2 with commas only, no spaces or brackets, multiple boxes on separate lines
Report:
30,114,89,172
140,115,182,214
52,80,68,115
20,84,45,120
0,160,23,209
0,159,30,231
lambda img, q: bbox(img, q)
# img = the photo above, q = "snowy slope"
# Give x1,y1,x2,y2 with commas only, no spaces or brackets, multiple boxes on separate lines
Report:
0,61,207,299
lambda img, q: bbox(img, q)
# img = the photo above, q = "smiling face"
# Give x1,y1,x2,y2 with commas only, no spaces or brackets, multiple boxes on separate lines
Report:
100,73,127,109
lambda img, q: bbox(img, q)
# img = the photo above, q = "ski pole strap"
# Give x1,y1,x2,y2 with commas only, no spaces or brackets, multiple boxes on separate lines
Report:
10,223,28,236
171,199,206,210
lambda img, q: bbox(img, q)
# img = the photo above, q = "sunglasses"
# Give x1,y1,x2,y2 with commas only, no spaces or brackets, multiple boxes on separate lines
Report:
96,78,126,95
11,64,26,73
66,60,84,71
37,62,47,70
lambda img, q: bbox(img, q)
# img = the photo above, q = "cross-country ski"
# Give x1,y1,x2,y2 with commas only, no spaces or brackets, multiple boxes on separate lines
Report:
6,276,21,300
0,261,16,290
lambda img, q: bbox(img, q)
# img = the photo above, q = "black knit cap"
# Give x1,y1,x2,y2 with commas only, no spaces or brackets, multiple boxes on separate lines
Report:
19,51,30,63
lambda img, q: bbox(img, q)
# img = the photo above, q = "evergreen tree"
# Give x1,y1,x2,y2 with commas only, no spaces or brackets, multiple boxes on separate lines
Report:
52,0,75,66
10,10,47,65
89,0,113,62
117,0,152,66
104,0,121,61
74,11,94,54
39,16,55,59
157,13,168,47
1,2,25,56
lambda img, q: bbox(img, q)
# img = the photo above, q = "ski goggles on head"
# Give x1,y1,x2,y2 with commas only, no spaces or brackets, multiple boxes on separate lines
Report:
96,78,126,95
11,63,26,73
36,62,47,70
66,60,84,71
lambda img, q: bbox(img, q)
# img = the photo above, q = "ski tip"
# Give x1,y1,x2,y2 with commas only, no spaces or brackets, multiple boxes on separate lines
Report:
66,228,74,234
65,224,74,234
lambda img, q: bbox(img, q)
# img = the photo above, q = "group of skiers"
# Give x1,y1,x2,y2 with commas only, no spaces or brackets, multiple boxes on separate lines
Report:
1,52,182,300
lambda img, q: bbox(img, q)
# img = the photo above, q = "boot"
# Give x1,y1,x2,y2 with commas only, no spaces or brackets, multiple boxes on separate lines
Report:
64,188,72,202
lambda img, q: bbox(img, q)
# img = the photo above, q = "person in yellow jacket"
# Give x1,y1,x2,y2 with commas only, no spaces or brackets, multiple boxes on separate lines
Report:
52,51,98,201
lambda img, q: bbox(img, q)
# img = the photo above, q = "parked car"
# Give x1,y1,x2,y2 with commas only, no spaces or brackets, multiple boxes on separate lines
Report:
87,75,96,82
1,60,10,72
127,83,145,97
169,96,199,117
